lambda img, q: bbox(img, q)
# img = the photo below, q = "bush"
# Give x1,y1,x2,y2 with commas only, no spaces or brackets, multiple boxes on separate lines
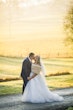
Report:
46,72,71,77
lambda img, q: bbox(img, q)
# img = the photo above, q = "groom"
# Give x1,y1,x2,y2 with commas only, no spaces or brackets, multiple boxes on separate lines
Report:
21,52,35,94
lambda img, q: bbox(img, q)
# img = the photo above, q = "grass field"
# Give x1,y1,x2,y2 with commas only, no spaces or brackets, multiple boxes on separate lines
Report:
0,56,73,95
67,107,73,110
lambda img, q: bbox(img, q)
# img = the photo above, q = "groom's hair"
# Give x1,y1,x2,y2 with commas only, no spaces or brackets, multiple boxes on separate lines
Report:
29,52,35,57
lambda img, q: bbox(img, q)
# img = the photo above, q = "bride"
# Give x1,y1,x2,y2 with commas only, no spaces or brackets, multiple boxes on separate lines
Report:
22,56,64,103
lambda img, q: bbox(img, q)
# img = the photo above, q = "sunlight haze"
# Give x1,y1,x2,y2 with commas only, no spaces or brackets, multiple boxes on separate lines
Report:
0,0,72,57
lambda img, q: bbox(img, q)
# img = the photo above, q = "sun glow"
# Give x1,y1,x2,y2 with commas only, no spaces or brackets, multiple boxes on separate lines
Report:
18,0,54,8
0,0,69,40
0,0,71,57
1,0,6,3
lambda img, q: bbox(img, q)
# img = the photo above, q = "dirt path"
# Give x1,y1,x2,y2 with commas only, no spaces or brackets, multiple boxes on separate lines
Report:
0,88,73,110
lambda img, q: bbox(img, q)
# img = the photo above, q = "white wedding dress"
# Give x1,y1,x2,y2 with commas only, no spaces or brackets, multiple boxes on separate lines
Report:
22,70,64,103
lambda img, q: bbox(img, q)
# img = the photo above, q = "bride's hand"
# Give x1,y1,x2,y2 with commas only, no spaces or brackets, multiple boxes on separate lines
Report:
27,77,31,80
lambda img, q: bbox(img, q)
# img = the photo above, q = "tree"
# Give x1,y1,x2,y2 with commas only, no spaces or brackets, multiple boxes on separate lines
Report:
64,2,73,49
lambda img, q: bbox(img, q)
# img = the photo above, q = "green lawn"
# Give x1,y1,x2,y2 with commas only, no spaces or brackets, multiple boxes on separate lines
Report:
0,80,23,95
0,56,22,78
0,56,73,95
66,107,73,110
44,58,73,74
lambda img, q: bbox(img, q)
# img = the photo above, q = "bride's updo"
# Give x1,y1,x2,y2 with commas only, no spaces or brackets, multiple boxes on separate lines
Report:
35,55,40,65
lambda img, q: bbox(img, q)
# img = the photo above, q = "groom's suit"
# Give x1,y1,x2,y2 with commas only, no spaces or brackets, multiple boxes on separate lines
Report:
21,57,31,94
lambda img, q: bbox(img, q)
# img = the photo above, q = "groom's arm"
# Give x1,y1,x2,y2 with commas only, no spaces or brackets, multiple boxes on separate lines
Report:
21,60,28,79
27,73,37,80
23,61,29,75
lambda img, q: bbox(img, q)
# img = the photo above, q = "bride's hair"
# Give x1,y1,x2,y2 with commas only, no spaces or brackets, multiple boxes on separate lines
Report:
35,56,46,75
35,56,40,65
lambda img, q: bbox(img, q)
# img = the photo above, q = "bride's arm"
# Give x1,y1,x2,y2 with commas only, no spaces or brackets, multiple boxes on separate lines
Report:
27,73,37,80
28,64,41,80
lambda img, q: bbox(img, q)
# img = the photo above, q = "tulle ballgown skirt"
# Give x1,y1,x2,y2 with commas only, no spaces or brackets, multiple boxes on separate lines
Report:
22,72,64,103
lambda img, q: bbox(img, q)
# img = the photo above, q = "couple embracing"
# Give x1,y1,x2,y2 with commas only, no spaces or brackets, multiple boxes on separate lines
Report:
21,52,64,103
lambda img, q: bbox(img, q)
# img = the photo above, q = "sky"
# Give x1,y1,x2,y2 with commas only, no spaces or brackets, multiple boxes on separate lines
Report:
0,0,72,41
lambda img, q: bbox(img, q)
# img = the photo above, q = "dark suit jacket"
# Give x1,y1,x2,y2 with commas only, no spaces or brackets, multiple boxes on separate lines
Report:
21,57,31,83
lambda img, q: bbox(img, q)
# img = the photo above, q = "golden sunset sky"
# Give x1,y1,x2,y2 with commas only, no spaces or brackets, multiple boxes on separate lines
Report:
0,0,72,57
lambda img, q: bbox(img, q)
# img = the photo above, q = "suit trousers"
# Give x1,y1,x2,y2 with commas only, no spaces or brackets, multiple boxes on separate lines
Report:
22,78,28,94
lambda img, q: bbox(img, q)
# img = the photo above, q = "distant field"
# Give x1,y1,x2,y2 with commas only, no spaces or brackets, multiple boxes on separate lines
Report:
0,56,73,95
0,56,73,78
0,39,72,58
0,56,22,79
44,58,73,74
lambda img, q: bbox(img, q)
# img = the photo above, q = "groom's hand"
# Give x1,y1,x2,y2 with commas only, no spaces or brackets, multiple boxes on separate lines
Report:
27,77,31,80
